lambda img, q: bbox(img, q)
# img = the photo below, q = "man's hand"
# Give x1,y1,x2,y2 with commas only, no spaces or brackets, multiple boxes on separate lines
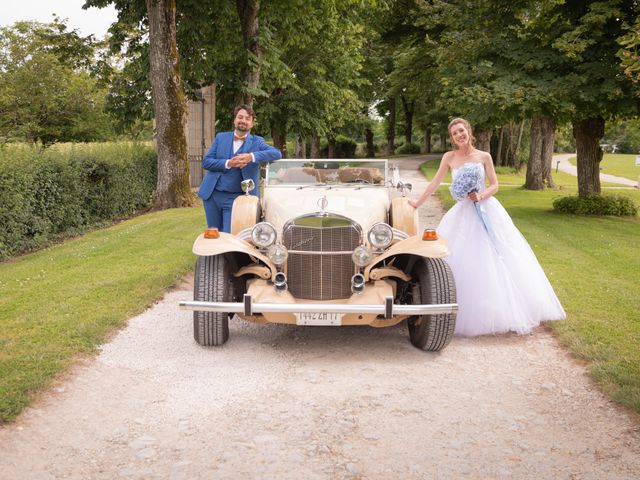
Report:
228,153,253,168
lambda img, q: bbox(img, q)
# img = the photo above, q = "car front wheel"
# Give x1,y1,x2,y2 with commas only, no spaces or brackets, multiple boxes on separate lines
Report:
407,257,457,351
193,255,233,346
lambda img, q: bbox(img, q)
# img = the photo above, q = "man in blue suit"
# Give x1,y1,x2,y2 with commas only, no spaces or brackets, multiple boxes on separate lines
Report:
198,104,282,232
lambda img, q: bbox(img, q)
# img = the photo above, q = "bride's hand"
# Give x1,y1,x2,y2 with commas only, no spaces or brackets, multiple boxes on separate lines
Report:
468,191,483,202
409,199,419,209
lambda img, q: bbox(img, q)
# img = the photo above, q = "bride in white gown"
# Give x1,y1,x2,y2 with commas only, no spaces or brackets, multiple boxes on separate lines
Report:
409,118,565,336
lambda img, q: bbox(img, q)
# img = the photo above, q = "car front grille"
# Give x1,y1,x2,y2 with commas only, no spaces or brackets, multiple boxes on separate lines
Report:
283,221,360,300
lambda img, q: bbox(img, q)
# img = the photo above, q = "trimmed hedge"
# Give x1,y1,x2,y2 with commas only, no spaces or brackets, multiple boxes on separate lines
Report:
0,142,156,259
552,194,638,216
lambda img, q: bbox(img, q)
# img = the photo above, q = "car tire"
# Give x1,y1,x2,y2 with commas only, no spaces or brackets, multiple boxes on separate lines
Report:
407,257,457,351
193,255,232,346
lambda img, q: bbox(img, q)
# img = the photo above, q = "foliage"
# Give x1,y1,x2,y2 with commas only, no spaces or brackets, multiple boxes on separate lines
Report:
617,12,640,83
0,142,156,259
548,1,638,121
396,142,421,154
258,0,372,139
85,0,381,141
603,118,640,153
320,135,357,158
552,194,638,216
0,21,117,144
0,206,203,422
555,122,577,153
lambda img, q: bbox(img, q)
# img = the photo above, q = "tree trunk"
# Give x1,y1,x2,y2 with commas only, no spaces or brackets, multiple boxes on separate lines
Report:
423,127,431,153
146,0,192,209
475,128,492,153
504,123,515,167
386,97,396,154
573,117,604,197
400,95,414,144
365,127,375,157
271,126,287,158
294,133,306,158
236,0,261,107
440,133,448,151
525,117,544,190
328,137,337,158
513,119,525,170
310,133,320,158
541,118,556,188
495,126,505,166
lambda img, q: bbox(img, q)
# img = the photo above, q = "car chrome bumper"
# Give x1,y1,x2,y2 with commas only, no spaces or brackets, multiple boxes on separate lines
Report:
179,294,458,319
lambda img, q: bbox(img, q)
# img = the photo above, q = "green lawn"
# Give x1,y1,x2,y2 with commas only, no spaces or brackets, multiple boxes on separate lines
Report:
567,153,640,182
0,206,204,422
420,159,640,413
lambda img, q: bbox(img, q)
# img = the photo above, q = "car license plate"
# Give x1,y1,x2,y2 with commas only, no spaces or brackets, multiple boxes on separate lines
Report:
296,312,342,326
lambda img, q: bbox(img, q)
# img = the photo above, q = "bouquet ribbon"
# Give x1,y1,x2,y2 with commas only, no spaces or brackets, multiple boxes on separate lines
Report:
471,190,502,258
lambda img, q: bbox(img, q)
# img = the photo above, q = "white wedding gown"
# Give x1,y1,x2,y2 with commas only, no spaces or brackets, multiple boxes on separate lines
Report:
437,163,566,336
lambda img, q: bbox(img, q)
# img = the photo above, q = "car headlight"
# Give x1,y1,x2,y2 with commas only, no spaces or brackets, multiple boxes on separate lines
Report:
367,223,393,249
267,244,288,265
352,245,372,267
251,222,277,248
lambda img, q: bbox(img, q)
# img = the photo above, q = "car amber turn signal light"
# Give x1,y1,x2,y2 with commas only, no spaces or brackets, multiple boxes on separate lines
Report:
204,228,220,239
422,229,438,241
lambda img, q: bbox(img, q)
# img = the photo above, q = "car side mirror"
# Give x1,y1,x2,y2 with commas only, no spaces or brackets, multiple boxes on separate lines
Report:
396,181,412,197
241,179,255,195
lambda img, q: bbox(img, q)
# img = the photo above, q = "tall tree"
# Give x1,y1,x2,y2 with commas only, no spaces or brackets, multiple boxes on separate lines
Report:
551,0,639,197
0,20,115,143
236,0,261,106
258,0,368,152
145,0,191,208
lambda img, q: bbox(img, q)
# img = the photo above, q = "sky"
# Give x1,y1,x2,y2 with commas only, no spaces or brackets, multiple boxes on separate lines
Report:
0,0,118,39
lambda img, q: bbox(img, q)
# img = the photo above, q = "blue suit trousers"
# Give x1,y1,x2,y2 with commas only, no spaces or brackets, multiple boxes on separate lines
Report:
203,191,241,232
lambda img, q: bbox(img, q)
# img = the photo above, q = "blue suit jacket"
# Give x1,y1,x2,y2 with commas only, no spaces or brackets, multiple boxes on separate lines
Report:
197,131,282,200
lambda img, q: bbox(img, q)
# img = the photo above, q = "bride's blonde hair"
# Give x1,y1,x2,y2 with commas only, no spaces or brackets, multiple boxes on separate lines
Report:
448,117,476,149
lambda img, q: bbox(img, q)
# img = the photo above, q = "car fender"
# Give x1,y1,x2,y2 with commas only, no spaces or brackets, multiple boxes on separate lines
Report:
364,235,450,278
192,232,278,277
390,197,419,236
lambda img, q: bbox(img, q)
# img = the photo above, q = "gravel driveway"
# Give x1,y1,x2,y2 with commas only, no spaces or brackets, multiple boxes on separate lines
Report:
1,156,639,479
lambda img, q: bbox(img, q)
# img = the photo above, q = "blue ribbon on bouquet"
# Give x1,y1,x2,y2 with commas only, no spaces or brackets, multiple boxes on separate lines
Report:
471,189,502,258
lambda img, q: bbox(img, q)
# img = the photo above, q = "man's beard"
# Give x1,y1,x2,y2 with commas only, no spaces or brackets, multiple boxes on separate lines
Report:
235,123,250,133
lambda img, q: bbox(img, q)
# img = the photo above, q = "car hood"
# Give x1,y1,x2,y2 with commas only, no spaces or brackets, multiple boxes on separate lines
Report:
262,186,390,233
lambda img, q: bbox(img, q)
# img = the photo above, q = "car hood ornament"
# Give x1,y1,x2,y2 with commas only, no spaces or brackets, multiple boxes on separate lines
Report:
317,195,328,213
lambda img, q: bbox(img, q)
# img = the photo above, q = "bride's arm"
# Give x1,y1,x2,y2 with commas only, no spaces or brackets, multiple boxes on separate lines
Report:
471,152,499,201
409,153,451,208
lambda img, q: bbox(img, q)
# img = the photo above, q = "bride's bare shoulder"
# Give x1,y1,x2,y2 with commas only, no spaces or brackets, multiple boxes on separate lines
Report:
477,150,493,163
441,150,455,164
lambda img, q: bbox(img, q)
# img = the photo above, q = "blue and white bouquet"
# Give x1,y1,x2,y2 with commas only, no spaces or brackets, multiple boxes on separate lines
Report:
449,162,484,202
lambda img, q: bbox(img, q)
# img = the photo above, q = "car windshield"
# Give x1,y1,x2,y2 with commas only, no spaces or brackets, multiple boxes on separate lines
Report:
266,159,388,186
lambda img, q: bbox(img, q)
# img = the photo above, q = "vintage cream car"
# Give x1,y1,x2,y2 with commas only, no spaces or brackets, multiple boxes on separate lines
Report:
180,159,457,351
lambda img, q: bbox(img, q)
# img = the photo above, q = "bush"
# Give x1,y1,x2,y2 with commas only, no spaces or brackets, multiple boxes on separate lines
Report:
396,142,421,154
552,194,638,216
0,142,156,259
320,135,358,158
